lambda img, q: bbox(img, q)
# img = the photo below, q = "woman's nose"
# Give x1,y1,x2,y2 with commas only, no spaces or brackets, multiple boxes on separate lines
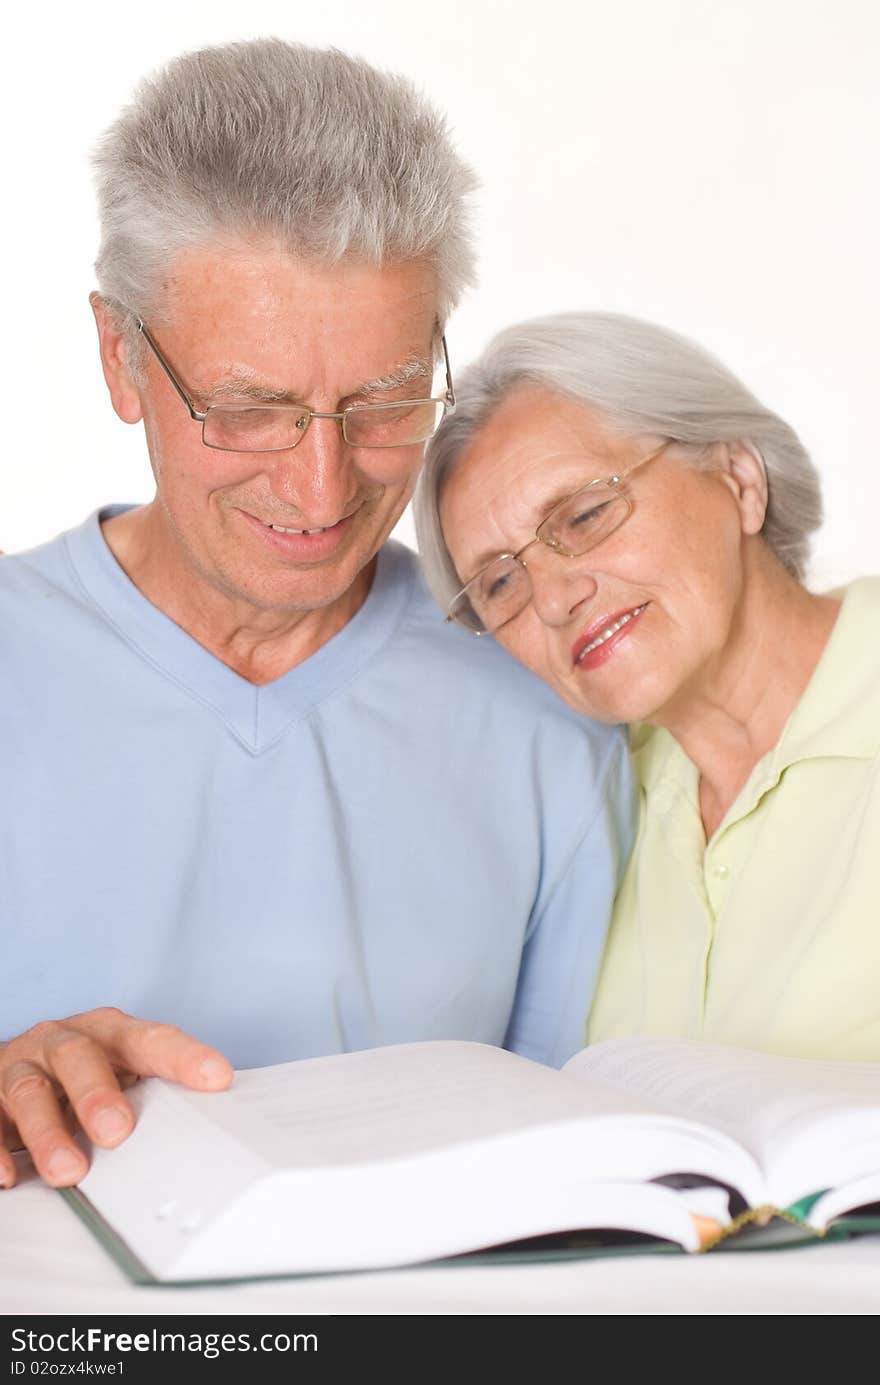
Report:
527,548,598,627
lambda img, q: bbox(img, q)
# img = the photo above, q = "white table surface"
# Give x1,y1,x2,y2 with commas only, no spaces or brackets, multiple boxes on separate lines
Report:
2,1162,879,1316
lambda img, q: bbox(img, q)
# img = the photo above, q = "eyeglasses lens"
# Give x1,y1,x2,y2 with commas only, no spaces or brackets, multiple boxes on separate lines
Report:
453,556,529,634
538,487,630,555
203,407,309,452
344,399,446,447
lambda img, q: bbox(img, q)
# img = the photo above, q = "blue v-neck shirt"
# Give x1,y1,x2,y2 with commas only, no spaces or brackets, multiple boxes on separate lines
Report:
1,509,633,1068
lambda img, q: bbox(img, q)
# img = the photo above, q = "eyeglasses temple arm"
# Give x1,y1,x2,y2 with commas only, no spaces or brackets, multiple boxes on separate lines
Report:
440,334,456,409
136,319,208,422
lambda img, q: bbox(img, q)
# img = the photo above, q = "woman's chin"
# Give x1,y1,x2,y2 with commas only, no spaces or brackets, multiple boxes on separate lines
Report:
514,640,668,724
552,672,662,726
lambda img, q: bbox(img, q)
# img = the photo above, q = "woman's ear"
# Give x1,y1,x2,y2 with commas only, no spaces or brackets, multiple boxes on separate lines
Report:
720,441,769,536
89,293,144,425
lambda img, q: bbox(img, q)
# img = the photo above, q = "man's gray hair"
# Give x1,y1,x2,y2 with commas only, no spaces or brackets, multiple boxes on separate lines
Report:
93,38,477,364
415,311,823,608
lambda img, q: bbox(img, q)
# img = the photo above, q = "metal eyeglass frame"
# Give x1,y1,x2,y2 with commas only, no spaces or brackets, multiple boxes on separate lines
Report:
446,441,670,634
135,317,456,453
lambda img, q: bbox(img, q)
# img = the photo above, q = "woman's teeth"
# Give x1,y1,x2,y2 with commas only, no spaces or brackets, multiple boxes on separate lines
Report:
577,604,647,661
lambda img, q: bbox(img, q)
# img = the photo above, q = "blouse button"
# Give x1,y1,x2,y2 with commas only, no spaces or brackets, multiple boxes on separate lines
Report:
713,863,730,879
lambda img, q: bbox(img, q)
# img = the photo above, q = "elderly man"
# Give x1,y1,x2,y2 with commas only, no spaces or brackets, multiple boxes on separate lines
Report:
0,39,632,1189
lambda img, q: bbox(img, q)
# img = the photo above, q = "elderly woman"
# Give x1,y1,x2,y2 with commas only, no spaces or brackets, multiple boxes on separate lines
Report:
415,312,879,1061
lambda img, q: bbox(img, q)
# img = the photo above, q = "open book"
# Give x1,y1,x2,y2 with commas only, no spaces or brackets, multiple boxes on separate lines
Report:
65,1037,880,1283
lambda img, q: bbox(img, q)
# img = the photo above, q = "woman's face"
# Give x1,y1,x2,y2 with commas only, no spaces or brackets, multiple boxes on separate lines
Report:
440,387,757,725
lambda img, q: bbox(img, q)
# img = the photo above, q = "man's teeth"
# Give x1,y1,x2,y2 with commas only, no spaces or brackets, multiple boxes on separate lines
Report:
268,523,331,535
578,605,646,661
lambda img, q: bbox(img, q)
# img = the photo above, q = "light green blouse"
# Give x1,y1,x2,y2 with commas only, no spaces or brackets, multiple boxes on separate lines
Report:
588,577,880,1060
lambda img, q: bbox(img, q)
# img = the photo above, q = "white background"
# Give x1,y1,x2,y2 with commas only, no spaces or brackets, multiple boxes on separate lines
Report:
3,0,877,587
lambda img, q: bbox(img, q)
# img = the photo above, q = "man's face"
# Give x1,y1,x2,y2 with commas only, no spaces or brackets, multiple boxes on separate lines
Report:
106,242,440,620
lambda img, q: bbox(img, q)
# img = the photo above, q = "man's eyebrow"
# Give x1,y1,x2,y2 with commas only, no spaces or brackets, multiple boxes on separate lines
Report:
199,370,291,405
196,356,433,406
355,356,432,396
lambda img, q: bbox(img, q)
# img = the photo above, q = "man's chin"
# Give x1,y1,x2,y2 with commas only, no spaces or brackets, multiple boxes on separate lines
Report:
220,550,378,618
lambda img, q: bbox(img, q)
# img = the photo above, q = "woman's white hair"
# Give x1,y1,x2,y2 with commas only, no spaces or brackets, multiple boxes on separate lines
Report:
415,311,823,608
92,38,477,367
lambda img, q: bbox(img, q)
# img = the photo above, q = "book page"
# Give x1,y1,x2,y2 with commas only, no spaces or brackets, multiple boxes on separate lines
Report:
175,1039,704,1168
76,1082,275,1280
164,1039,760,1206
807,1175,880,1229
568,1037,880,1208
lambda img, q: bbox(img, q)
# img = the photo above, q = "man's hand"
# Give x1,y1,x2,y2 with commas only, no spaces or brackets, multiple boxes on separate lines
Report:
0,1007,233,1188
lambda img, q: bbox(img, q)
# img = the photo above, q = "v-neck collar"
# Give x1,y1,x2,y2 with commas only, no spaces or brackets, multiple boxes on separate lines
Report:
63,506,416,754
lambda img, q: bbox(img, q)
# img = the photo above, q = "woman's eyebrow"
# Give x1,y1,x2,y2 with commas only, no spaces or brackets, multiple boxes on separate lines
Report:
468,479,597,571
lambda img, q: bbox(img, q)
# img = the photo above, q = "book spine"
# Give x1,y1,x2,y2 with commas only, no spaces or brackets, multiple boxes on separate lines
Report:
699,1205,826,1253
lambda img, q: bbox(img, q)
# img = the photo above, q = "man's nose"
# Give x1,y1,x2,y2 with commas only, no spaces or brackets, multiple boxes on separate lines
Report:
527,548,598,627
266,416,355,519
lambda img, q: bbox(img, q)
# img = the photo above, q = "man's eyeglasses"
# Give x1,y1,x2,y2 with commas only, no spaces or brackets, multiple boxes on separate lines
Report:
446,443,669,634
135,318,456,453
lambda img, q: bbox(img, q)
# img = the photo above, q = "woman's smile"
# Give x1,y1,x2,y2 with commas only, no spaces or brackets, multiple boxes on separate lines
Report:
572,601,650,670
